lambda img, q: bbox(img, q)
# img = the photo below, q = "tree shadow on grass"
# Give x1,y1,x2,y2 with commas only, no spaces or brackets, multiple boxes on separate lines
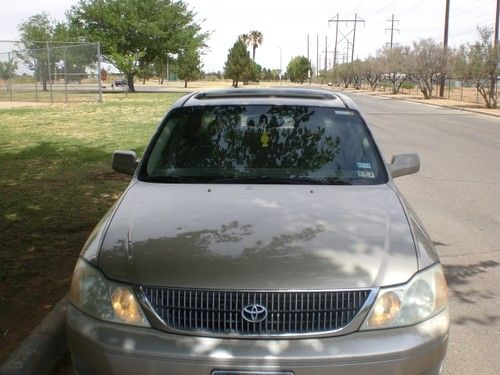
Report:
0,140,144,163
0,140,136,362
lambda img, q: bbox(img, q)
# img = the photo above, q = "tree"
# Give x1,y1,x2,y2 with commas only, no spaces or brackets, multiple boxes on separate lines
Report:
454,27,498,108
0,60,18,91
177,47,202,88
409,39,448,99
361,57,384,91
331,61,362,89
287,56,311,84
242,30,263,61
17,13,57,91
137,63,155,85
224,39,252,88
242,62,261,85
17,14,95,89
68,0,207,92
379,46,411,94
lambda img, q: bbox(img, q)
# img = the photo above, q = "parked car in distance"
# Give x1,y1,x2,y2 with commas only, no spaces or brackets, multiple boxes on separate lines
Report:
111,79,128,89
67,88,449,375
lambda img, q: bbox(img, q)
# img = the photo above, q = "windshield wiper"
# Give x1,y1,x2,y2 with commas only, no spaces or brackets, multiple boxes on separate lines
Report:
144,175,351,185
143,175,201,183
209,177,351,185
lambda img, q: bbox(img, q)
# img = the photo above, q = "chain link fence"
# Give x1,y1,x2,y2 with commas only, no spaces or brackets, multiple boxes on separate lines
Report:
0,42,101,103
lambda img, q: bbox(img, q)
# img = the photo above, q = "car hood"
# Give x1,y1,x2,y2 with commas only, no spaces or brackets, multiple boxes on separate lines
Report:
98,181,418,289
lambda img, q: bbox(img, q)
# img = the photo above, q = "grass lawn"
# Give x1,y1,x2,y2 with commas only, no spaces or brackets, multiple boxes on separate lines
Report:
0,92,184,362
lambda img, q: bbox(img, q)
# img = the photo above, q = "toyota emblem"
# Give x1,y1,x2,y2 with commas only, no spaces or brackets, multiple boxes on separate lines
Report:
241,304,268,323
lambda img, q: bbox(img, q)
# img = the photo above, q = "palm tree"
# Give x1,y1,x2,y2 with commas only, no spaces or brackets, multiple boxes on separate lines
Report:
239,34,249,44
247,31,263,61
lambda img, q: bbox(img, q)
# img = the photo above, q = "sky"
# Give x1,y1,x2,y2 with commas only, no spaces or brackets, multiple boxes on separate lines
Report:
0,0,497,72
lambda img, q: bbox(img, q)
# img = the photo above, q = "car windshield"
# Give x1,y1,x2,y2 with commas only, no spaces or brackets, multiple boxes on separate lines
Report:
141,105,386,185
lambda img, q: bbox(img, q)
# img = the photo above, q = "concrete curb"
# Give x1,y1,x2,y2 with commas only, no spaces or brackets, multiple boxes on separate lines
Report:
0,297,68,375
397,99,500,118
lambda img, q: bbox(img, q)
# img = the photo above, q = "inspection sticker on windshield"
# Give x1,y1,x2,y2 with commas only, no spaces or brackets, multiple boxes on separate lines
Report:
356,162,371,169
357,170,375,179
260,131,270,148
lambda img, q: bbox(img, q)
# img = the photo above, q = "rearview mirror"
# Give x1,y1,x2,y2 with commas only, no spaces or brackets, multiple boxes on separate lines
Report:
112,151,138,175
389,153,420,178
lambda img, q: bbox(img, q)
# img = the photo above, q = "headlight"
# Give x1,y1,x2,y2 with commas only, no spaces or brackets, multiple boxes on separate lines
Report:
69,258,150,327
362,263,448,330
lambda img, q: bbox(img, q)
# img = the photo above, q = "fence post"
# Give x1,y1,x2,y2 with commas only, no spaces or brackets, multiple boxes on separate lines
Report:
46,41,53,104
447,78,451,99
64,47,68,103
8,52,13,102
460,80,463,102
97,42,102,103
35,64,38,102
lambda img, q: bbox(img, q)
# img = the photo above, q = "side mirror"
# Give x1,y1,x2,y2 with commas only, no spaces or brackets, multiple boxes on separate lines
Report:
112,151,138,175
389,153,420,178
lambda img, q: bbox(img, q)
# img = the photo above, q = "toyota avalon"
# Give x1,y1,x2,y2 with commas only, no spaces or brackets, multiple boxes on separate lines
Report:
67,88,449,374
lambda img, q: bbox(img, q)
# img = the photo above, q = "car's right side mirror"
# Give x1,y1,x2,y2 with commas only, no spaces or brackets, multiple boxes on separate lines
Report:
112,150,138,175
389,153,420,178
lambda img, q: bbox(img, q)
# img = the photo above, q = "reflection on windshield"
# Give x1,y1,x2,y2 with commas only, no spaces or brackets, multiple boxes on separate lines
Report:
143,105,384,185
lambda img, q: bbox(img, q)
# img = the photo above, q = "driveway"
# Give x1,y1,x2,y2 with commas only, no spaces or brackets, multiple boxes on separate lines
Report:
346,93,500,375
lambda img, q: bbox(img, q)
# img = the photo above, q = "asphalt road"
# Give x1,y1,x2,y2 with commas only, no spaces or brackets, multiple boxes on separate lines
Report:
345,93,500,375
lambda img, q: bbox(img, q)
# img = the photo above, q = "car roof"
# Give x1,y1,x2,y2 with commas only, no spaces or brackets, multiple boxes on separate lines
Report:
176,88,359,111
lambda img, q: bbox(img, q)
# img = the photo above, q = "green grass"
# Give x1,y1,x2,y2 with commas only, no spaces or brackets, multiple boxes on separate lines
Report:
0,92,183,361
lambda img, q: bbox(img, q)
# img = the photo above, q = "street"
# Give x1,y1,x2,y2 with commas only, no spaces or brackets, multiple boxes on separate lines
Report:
346,93,500,375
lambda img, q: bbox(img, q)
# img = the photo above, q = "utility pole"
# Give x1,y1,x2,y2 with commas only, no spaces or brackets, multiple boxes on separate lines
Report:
328,14,365,67
325,36,328,71
345,40,352,64
386,14,400,50
492,0,499,105
439,0,451,97
333,14,339,70
316,34,319,77
351,14,358,62
307,34,312,84
496,0,499,45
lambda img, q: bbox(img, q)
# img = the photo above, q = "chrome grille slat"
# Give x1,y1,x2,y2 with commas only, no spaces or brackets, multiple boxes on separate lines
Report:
143,288,370,336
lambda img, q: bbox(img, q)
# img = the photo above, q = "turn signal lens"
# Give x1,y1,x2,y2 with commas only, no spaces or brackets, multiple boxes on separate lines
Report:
366,291,401,328
111,287,144,325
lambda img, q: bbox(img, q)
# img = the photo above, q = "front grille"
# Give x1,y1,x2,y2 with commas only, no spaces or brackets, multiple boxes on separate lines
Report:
142,288,371,336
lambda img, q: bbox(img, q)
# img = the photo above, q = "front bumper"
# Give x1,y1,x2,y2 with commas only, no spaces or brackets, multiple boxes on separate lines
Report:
67,304,449,375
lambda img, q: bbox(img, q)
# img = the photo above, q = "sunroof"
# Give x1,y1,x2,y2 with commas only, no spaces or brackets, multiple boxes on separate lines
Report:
195,89,338,100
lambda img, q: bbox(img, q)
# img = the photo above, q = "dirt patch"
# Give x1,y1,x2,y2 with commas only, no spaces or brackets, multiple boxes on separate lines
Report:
0,101,52,109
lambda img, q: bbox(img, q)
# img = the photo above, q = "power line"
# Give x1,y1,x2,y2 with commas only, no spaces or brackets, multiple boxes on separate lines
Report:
328,14,365,65
386,14,400,49
345,0,369,17
367,0,399,18
399,0,432,16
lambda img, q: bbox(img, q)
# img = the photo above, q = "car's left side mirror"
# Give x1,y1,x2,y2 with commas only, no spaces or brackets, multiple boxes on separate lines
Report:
389,153,420,178
112,150,139,175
